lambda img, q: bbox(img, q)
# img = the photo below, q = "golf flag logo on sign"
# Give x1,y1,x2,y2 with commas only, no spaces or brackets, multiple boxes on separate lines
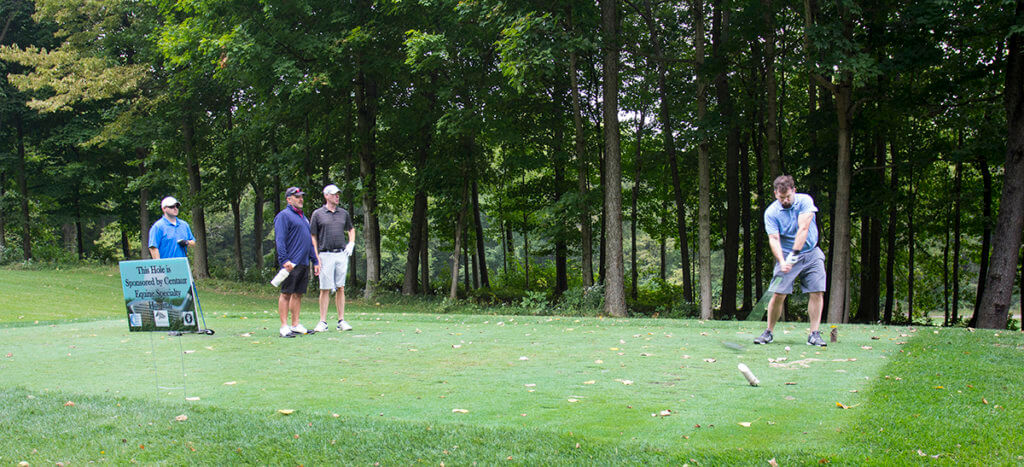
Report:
119,258,200,332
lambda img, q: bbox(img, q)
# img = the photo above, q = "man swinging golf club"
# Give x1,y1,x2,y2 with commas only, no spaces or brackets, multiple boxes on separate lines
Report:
754,175,828,347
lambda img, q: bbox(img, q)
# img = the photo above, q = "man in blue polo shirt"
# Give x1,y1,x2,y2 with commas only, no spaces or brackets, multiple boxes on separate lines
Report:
274,187,320,337
148,196,195,259
754,175,828,347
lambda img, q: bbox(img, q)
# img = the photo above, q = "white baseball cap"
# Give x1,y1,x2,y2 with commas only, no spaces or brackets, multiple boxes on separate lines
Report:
161,196,180,208
323,184,341,195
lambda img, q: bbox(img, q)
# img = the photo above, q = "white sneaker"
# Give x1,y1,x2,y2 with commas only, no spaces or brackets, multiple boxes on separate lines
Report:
314,321,328,333
290,324,308,334
338,320,353,331
279,325,292,337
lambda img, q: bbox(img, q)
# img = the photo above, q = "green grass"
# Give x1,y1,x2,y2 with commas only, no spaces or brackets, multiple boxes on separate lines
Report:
1,266,1022,464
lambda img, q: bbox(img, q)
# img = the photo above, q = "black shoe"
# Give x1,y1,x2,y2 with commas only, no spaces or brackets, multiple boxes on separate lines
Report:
807,331,827,347
753,329,774,344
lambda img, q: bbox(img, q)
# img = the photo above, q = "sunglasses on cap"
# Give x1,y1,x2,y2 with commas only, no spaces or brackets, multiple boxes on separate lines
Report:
167,203,181,209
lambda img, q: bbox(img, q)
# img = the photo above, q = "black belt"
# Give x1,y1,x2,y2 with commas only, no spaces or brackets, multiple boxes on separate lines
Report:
321,249,344,253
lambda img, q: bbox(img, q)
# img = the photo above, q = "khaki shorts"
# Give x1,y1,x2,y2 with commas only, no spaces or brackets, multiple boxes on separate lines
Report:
770,247,826,295
318,251,349,290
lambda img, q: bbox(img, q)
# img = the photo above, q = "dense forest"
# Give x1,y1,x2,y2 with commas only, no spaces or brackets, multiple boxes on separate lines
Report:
1,0,1022,328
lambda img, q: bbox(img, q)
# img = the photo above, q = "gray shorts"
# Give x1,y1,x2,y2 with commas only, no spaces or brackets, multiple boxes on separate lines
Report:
318,251,349,290
769,247,826,295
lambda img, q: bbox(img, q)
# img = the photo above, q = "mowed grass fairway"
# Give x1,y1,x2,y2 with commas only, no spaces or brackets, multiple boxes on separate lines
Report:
1,267,1022,465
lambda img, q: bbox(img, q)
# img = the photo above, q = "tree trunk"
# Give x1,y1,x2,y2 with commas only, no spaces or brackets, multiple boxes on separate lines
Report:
420,214,430,293
741,135,752,312
449,184,469,300
75,218,84,260
943,193,951,326
692,0,712,320
601,0,626,317
16,115,31,260
472,179,490,289
978,0,1024,329
523,209,530,289
463,245,471,291
404,140,429,295
972,156,993,320
857,132,883,323
713,0,740,318
569,48,594,288
660,234,667,280
231,198,243,279
825,77,853,324
907,163,916,323
252,182,265,270
137,148,151,259
952,161,962,324
883,140,898,324
631,111,644,302
403,189,427,295
762,0,782,179
182,113,209,278
0,169,5,250
754,116,765,298
356,70,381,298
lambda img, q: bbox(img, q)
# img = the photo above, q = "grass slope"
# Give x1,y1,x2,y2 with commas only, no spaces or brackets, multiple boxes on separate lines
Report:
1,267,1021,465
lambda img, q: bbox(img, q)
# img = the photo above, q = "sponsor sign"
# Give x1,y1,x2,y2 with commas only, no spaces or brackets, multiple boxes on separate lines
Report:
119,258,199,332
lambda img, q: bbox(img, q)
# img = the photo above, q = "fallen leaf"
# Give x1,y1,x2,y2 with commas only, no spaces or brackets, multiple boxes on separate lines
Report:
223,381,237,386
5,353,11,358
836,402,849,409
609,347,619,351
738,422,751,427
658,409,672,417
278,409,295,415
452,409,469,413
452,344,461,349
769,458,779,467
568,399,579,403
240,333,252,337
704,358,717,363
871,336,880,340
860,346,872,350
519,356,529,360
934,386,944,390
524,383,536,387
785,382,797,385
186,397,200,401
64,401,75,407
174,414,188,422
183,350,196,354
583,380,596,385
332,413,340,418
594,359,603,364
983,398,989,405
293,434,300,439
614,379,634,385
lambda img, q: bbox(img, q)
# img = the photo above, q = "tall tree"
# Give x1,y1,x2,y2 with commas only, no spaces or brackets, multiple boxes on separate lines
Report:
600,0,626,317
977,0,1024,329
692,0,713,320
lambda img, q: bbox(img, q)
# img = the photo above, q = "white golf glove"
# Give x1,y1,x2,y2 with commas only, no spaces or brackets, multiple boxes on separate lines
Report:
785,252,799,265
344,242,354,256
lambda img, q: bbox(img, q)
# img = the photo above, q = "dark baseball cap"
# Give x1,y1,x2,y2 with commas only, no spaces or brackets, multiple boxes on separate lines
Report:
285,187,305,198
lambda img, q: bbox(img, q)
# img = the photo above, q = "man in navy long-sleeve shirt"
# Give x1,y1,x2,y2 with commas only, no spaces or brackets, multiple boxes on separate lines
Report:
273,187,320,337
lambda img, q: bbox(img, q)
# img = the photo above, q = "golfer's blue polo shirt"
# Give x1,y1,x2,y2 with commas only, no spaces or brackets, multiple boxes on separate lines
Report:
148,216,195,259
764,193,819,256
274,206,319,268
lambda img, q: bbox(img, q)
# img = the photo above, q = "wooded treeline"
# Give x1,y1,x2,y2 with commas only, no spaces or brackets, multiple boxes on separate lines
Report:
1,0,1022,328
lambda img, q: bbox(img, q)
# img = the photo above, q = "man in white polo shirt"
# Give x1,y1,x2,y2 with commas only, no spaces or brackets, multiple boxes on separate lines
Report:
309,184,356,332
